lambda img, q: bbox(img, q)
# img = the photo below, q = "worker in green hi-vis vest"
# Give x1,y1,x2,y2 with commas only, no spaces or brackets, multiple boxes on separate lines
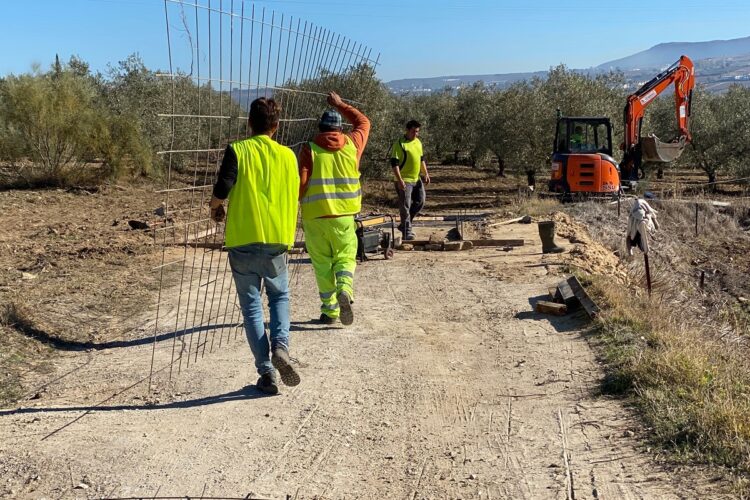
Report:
391,120,431,241
209,98,301,396
298,91,371,326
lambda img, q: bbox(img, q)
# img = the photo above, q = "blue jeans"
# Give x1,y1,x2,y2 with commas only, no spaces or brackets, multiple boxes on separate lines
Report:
228,244,290,376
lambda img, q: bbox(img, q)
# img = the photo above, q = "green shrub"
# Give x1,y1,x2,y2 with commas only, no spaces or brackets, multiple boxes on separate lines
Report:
0,57,157,187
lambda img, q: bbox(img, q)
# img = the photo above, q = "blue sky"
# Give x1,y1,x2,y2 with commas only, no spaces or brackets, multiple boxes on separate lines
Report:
1,0,749,82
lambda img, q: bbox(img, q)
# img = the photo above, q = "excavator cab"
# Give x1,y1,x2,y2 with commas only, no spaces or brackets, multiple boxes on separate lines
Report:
549,117,620,195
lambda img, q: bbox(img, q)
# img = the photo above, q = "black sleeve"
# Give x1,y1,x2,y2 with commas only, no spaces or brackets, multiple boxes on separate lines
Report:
212,145,238,200
390,158,400,168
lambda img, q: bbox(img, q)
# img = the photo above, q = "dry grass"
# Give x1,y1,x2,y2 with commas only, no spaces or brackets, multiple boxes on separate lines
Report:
362,165,537,214
0,301,35,333
568,194,750,490
590,280,750,490
0,302,53,405
506,193,563,217
0,184,170,406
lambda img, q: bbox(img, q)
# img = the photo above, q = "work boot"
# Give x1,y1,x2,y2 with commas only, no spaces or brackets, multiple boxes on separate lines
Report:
337,291,354,326
317,313,338,325
538,221,564,254
256,371,279,395
272,346,301,386
404,232,417,241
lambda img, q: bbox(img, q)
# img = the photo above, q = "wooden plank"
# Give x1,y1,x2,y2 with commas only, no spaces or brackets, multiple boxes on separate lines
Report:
404,238,524,247
535,301,568,316
412,220,460,227
469,239,525,247
555,280,579,309
357,216,389,228
487,216,524,228
566,276,600,319
416,214,491,221
406,240,445,246
405,239,524,247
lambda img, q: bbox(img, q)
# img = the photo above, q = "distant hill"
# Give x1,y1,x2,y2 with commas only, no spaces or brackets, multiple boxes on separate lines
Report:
596,36,750,71
386,71,546,94
387,35,750,94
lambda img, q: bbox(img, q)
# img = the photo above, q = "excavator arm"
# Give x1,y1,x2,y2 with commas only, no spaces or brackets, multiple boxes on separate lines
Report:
621,55,695,180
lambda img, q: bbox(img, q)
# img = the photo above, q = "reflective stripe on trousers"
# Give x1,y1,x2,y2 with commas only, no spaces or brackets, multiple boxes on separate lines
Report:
302,216,357,318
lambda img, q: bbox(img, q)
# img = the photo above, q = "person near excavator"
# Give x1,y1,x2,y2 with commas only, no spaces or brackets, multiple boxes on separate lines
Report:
298,91,371,326
209,97,301,395
391,120,431,241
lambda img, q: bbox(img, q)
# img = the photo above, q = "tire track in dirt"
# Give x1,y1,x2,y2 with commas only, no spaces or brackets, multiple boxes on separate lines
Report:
0,223,732,498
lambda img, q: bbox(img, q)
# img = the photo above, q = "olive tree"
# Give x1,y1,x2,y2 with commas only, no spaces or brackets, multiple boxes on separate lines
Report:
0,63,108,184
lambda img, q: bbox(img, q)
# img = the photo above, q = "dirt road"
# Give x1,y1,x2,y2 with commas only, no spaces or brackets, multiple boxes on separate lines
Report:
0,222,723,498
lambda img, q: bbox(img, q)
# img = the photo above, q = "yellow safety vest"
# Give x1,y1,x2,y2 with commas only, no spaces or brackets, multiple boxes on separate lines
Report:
301,138,361,220
391,137,423,183
225,135,300,248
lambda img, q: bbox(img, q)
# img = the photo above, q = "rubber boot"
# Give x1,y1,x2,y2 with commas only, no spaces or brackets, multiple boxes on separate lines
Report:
538,221,564,254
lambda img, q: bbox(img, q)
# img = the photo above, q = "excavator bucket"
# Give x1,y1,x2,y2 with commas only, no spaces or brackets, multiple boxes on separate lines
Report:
641,134,687,163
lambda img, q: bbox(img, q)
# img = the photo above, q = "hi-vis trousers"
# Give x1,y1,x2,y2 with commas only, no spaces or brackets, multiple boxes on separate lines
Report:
302,216,357,319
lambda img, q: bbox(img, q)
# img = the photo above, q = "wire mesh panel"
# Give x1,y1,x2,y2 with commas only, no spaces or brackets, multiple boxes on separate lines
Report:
149,0,379,385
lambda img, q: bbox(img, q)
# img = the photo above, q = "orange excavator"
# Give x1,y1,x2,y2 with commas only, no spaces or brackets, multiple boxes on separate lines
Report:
620,55,695,182
549,55,695,194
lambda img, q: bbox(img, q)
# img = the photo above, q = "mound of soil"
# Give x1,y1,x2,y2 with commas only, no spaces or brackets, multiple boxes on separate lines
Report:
551,212,629,283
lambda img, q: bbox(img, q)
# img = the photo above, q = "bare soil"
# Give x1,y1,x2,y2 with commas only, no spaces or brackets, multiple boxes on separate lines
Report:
0,167,736,498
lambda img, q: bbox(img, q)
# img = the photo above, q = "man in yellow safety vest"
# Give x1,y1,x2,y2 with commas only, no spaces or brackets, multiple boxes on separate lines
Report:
209,97,301,395
391,120,431,240
298,91,371,326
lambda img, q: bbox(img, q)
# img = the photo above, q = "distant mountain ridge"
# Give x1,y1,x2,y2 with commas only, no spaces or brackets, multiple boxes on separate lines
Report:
596,36,750,71
386,70,547,93
387,35,750,94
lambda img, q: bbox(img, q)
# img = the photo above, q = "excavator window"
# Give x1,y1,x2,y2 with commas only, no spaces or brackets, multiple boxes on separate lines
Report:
556,121,567,151
555,118,612,155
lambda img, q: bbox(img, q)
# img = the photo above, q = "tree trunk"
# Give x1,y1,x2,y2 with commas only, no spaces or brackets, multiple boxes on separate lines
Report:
691,144,716,191
496,156,505,177
526,169,536,188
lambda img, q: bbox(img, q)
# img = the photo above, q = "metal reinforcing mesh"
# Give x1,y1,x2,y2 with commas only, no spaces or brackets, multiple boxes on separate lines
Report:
149,0,379,384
